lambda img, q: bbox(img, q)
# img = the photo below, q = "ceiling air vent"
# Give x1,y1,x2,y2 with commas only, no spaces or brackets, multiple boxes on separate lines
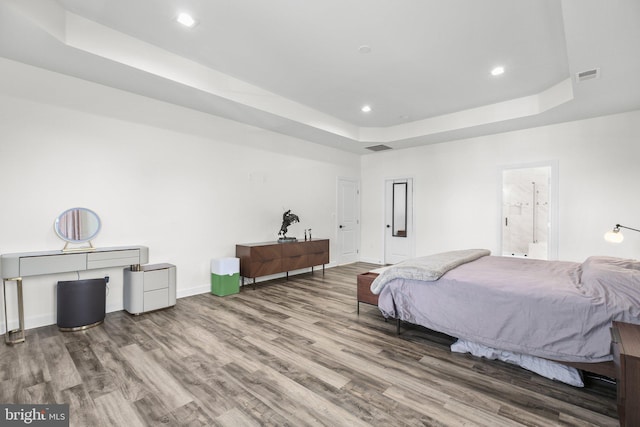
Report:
365,144,392,152
576,68,600,82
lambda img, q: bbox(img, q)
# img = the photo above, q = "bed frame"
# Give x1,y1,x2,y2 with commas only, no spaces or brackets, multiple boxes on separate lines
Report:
357,271,617,379
394,317,616,379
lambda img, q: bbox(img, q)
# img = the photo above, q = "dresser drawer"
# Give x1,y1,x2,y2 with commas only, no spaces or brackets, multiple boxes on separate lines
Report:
306,240,329,255
20,253,86,276
281,242,305,258
87,249,140,269
282,254,309,271
308,251,329,266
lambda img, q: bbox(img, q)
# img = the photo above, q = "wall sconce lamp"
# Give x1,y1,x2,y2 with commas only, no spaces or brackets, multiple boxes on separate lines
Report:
604,224,640,243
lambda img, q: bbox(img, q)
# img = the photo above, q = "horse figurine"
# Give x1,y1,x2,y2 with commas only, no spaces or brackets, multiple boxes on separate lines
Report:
278,210,300,242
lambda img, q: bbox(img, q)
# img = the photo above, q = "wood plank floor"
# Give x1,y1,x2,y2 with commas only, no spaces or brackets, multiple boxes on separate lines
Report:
1,263,618,426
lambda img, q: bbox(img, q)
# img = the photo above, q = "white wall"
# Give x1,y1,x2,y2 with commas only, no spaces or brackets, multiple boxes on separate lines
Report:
0,59,360,332
361,110,640,264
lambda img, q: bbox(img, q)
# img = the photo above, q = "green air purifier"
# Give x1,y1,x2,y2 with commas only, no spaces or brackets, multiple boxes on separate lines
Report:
211,257,240,296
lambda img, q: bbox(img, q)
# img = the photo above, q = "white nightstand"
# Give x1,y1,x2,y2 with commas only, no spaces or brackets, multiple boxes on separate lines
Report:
124,263,176,315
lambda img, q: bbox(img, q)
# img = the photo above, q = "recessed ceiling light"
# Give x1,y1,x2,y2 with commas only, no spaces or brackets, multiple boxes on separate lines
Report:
491,66,505,76
358,45,372,54
361,105,372,113
177,12,197,28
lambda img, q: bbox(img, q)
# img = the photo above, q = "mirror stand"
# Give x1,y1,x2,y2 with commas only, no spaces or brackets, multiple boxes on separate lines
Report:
62,240,96,253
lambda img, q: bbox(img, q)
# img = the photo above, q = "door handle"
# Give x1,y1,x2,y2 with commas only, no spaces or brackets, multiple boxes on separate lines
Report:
386,225,391,228
339,225,343,228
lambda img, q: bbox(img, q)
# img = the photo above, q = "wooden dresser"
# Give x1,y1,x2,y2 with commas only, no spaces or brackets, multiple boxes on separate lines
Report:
236,239,329,286
612,321,640,426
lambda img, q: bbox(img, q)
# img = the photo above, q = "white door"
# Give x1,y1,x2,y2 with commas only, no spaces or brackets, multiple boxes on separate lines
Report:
337,178,360,264
384,178,414,264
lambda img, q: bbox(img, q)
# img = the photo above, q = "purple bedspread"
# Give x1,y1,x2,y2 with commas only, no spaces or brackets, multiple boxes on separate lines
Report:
377,255,640,363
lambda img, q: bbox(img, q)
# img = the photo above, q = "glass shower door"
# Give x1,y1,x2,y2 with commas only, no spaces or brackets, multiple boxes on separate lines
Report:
501,166,551,259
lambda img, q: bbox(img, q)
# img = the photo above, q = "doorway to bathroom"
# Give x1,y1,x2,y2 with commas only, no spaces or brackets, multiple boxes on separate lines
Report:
500,163,558,260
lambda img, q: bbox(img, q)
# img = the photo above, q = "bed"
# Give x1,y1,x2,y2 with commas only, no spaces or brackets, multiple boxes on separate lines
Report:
370,249,640,386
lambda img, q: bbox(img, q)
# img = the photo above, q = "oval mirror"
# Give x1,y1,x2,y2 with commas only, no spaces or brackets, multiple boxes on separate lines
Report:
54,208,101,247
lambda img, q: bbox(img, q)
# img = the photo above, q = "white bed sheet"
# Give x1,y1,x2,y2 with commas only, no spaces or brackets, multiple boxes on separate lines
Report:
450,339,584,387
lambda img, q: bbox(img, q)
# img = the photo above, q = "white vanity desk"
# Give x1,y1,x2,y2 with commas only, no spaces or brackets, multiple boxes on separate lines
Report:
1,245,148,344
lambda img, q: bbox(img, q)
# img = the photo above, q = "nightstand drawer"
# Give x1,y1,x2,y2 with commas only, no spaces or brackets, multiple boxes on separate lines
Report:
144,288,169,312
143,269,169,291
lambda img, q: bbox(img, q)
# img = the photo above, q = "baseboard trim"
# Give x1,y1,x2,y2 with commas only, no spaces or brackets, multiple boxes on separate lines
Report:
359,257,384,265
177,284,210,299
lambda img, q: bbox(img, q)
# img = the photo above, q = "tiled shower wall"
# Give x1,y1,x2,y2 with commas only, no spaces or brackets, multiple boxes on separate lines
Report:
502,167,550,257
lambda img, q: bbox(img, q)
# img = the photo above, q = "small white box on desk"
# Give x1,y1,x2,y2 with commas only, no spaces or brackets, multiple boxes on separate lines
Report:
211,257,239,275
